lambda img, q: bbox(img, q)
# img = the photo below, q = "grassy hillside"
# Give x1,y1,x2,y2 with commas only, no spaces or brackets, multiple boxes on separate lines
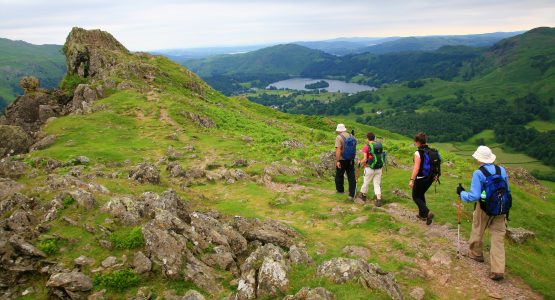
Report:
0,38,66,106
3,28,554,299
183,44,334,77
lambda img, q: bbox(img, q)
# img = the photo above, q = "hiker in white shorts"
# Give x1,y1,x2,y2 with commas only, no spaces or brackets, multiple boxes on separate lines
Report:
358,132,384,207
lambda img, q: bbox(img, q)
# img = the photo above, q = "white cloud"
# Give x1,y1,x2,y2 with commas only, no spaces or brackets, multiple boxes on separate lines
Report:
0,0,554,50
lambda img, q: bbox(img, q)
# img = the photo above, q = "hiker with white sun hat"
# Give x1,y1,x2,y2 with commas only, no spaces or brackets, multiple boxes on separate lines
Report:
457,145,511,281
334,123,357,199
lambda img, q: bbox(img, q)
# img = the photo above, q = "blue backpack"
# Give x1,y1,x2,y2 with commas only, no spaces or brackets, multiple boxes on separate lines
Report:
417,147,441,180
341,134,357,160
479,165,512,218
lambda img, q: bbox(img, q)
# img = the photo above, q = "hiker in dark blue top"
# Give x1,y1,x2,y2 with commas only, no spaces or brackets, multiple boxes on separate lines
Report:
457,146,509,281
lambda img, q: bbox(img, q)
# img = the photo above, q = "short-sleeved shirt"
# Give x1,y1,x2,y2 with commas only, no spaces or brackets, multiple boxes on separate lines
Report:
362,144,374,161
335,132,352,160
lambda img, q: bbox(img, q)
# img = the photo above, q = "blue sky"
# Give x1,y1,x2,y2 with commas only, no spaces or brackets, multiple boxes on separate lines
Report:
1,0,554,50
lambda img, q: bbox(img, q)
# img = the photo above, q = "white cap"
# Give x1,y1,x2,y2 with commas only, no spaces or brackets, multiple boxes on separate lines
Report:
472,145,496,164
336,124,347,132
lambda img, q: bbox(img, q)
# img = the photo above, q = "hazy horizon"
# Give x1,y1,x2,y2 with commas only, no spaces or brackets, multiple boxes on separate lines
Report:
1,0,554,51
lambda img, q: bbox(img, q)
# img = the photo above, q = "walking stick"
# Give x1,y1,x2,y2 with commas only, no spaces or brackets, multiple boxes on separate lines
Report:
353,162,361,201
457,183,462,259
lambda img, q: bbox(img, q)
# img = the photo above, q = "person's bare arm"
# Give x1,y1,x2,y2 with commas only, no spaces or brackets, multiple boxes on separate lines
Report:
335,146,342,168
409,154,421,188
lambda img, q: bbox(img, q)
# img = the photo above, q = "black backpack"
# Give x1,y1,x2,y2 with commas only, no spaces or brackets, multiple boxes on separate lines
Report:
418,146,441,181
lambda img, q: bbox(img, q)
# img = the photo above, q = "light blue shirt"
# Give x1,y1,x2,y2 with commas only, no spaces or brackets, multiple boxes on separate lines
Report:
460,163,510,203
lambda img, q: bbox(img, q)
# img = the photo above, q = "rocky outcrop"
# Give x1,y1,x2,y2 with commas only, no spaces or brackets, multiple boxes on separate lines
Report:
46,271,93,299
0,231,49,296
342,245,371,260
282,140,305,149
2,81,67,135
133,251,152,274
182,111,216,128
283,287,336,300
30,134,57,151
19,76,40,94
507,227,535,244
317,258,403,300
0,158,29,179
64,27,129,79
128,162,160,184
288,245,313,265
190,212,247,266
0,125,33,157
0,178,23,201
70,84,99,114
235,243,290,300
232,216,299,248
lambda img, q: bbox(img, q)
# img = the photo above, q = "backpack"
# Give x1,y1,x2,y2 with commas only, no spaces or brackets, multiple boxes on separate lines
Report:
418,147,441,180
340,133,357,160
366,142,384,169
479,165,512,217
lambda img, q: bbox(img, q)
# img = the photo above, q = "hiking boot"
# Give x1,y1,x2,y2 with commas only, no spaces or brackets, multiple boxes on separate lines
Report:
489,273,504,281
467,253,485,263
375,198,382,207
426,212,434,225
360,193,367,202
416,214,427,222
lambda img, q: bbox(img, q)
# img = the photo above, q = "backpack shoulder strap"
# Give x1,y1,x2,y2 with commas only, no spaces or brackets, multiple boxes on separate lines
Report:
494,165,501,175
369,143,375,154
340,133,347,142
479,165,492,177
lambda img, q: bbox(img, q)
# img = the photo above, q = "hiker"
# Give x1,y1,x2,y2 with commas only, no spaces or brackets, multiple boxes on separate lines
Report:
358,132,384,206
457,145,510,281
409,132,440,225
335,124,356,198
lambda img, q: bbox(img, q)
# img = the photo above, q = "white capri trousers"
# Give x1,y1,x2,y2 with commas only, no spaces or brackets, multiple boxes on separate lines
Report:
360,167,382,196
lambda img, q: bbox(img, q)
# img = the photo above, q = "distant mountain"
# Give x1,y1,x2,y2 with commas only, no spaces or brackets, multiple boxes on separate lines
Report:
0,38,66,108
294,37,400,55
361,31,524,54
151,44,270,60
183,44,334,77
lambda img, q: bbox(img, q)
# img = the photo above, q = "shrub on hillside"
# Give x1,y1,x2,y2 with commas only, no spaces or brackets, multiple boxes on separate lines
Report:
110,227,144,249
93,269,140,291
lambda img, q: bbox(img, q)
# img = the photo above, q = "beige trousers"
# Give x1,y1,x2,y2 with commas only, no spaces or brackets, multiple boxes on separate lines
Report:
468,203,506,274
360,167,382,198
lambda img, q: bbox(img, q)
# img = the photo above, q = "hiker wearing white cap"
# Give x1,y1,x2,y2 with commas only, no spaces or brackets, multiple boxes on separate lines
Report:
335,123,357,198
457,145,510,281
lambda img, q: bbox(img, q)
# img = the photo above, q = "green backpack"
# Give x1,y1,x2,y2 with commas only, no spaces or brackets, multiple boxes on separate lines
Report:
367,142,384,169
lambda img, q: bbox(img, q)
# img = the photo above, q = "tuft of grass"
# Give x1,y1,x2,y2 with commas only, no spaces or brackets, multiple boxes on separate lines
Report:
93,269,141,292
110,227,145,249
36,239,59,255
62,194,75,208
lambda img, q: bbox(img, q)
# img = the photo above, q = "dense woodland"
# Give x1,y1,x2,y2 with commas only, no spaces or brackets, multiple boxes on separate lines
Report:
250,91,555,168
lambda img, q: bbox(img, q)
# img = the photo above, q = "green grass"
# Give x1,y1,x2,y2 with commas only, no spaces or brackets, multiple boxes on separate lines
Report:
526,120,555,132
15,31,555,299
0,37,65,102
93,269,141,292
110,227,145,249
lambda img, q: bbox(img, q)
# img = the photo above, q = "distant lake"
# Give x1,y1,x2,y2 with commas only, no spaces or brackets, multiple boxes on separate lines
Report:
267,78,376,93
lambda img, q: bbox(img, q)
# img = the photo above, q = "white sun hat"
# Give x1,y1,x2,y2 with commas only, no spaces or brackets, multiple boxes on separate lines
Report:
336,124,347,132
472,145,496,164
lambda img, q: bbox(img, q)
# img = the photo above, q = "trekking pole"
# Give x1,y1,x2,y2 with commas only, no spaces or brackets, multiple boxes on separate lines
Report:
457,183,462,259
353,162,361,201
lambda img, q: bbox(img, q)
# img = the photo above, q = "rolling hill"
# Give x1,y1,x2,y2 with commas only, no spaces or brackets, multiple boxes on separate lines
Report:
359,31,524,54
183,43,334,77
0,38,66,110
1,27,554,299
